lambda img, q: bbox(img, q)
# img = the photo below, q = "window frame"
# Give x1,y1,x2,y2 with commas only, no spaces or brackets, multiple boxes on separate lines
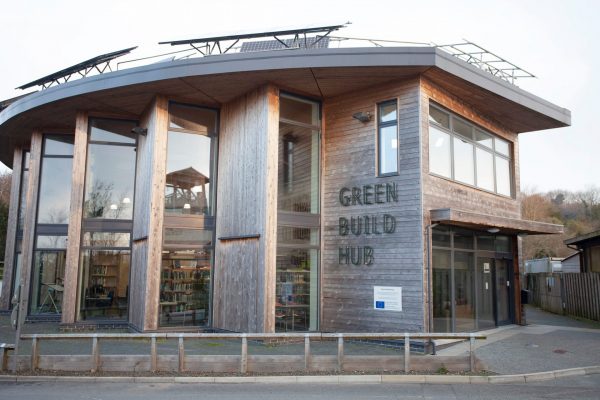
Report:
428,102,514,198
376,99,399,177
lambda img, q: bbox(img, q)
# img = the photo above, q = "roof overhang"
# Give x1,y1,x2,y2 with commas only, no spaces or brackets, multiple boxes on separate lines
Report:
430,208,564,235
564,230,600,246
0,47,571,166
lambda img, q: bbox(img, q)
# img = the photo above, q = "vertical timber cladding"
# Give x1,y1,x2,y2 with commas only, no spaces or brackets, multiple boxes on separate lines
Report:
213,84,279,333
322,79,424,332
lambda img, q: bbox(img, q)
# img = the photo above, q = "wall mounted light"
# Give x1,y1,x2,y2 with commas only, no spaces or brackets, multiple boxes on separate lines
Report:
487,228,500,234
131,127,148,135
352,111,372,123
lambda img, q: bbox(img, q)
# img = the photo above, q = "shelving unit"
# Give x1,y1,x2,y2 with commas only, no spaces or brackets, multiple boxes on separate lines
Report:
159,255,210,326
275,259,311,332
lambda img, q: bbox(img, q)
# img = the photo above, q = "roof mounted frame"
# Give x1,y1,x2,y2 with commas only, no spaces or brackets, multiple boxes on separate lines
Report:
17,46,138,90
158,24,348,56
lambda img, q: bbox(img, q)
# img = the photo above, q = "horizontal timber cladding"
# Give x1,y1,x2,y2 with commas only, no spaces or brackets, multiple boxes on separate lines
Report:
420,78,521,220
321,78,424,332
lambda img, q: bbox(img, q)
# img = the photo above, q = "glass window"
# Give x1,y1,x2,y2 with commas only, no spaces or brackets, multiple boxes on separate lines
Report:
429,125,452,178
43,135,74,156
277,94,321,332
454,251,475,331
429,107,449,128
165,105,217,216
170,103,217,134
474,130,493,149
30,250,66,314
82,232,131,248
159,103,218,328
453,118,472,139
454,230,474,249
475,148,495,192
453,137,474,185
84,119,137,220
495,156,511,196
428,104,512,197
78,250,130,320
280,95,319,126
495,138,510,156
17,151,29,232
37,235,68,249
90,119,136,144
37,157,73,224
377,101,398,175
432,249,452,332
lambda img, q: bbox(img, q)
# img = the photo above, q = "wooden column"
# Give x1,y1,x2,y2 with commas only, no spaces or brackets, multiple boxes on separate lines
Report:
62,112,88,324
129,96,168,331
0,148,23,310
16,131,42,326
213,84,279,333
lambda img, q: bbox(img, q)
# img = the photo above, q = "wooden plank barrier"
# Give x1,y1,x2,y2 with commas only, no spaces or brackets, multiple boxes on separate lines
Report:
17,332,486,374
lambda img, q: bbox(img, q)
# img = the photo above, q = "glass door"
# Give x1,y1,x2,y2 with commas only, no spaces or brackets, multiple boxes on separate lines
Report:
495,259,512,325
476,257,495,330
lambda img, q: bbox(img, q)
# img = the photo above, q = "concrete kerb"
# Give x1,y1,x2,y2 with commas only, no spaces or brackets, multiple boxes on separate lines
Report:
0,366,598,384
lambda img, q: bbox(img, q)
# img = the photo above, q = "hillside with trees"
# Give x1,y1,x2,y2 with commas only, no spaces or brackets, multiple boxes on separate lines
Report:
521,186,600,260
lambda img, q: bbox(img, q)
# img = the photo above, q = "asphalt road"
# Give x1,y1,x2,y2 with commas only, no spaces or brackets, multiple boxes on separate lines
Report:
1,375,600,400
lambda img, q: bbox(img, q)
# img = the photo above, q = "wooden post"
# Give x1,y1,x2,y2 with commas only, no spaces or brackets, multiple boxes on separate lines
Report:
91,335,100,373
469,334,475,372
404,334,410,372
240,335,248,374
304,335,311,371
178,336,185,372
337,335,344,372
150,335,157,372
31,336,38,371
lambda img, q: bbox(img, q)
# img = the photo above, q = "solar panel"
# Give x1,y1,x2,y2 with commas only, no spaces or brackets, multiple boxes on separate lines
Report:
17,46,137,90
240,36,330,53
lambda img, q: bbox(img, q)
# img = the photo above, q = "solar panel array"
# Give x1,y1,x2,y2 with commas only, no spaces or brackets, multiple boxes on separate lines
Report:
240,36,330,53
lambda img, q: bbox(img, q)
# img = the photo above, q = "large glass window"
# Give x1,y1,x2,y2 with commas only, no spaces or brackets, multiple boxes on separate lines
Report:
30,136,73,315
159,103,217,327
377,100,398,176
428,104,513,197
11,150,29,300
77,119,137,321
84,119,137,220
276,94,320,332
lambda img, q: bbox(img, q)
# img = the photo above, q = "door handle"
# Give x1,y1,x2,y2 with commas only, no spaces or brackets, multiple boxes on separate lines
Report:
507,281,510,287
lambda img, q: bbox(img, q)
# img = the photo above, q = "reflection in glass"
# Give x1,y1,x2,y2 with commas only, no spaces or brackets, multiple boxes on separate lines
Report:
170,103,217,133
90,119,136,144
78,250,130,320
453,118,472,139
165,131,214,216
494,138,509,156
17,153,29,231
379,125,398,175
379,102,397,123
30,250,66,314
159,248,211,327
278,122,319,213
280,95,319,126
429,106,449,128
429,126,451,178
82,232,131,248
37,157,73,224
43,135,74,156
84,143,136,219
475,148,494,191
433,249,452,332
474,130,493,149
495,156,511,196
37,235,68,249
163,228,213,248
453,137,474,185
454,251,475,331
476,257,495,330
11,240,22,301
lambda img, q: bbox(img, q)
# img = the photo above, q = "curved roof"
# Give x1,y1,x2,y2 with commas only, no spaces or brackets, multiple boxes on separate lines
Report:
0,47,571,165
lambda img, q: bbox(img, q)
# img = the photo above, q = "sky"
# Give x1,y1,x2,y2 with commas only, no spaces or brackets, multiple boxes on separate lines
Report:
0,0,597,193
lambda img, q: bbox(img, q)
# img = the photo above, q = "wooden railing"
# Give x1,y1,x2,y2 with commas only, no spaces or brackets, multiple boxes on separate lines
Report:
18,332,486,373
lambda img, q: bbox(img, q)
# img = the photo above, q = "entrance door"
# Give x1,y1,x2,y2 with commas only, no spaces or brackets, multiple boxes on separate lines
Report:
495,259,512,325
476,257,513,328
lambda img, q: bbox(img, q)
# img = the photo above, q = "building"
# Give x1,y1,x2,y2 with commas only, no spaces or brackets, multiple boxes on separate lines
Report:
525,256,580,274
0,27,569,333
565,230,600,273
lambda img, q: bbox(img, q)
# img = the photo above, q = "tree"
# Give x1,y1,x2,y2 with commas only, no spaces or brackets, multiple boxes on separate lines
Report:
0,171,12,266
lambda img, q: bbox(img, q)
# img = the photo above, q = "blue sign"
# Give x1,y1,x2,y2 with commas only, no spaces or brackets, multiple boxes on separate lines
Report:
375,301,385,309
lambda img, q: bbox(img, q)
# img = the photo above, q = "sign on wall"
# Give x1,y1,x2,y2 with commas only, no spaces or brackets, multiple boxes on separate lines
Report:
373,286,402,311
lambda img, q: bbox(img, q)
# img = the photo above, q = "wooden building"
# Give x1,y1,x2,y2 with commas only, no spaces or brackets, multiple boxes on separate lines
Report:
565,230,600,273
0,32,570,333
